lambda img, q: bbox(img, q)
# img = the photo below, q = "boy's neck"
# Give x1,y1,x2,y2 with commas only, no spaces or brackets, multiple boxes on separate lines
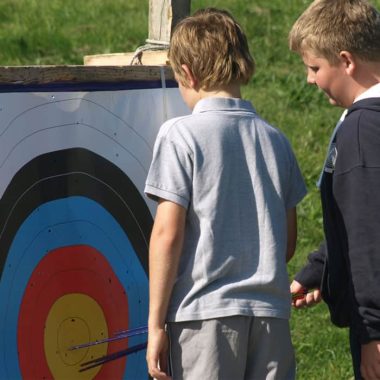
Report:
199,82,242,100
353,60,380,99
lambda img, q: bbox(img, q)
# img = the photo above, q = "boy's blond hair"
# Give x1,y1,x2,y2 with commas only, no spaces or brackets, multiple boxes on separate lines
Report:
169,8,255,90
289,0,380,64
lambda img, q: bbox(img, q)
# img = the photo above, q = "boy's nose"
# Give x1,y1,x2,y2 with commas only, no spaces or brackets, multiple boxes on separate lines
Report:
306,72,315,85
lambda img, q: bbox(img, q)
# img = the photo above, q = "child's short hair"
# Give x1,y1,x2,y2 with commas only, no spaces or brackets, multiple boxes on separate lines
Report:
169,8,255,89
289,0,380,64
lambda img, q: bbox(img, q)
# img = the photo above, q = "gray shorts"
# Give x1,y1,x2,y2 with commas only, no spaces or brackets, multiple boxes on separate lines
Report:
167,315,295,380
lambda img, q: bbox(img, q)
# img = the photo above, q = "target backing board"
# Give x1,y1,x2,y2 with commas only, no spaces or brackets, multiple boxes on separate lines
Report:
0,76,189,379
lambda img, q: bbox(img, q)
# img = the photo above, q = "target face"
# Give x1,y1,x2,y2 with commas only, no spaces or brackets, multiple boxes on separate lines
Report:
0,82,189,379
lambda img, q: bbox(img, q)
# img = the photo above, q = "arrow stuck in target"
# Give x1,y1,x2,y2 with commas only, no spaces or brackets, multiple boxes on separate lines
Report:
69,325,148,350
69,325,148,372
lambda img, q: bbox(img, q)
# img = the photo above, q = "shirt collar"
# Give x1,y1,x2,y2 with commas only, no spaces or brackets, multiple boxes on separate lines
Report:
354,82,380,103
192,97,256,114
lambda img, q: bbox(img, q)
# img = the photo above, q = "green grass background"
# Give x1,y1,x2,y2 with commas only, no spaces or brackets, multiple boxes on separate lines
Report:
1,0,379,378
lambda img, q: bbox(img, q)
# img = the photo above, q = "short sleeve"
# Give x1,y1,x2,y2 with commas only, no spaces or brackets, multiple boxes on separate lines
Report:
145,132,193,209
285,146,307,209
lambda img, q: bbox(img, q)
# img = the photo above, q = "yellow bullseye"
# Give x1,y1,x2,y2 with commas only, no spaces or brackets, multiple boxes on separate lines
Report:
44,293,108,379
57,317,90,365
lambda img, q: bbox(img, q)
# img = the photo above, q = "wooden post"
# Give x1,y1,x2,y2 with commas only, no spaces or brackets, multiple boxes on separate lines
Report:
84,1,191,66
148,0,191,44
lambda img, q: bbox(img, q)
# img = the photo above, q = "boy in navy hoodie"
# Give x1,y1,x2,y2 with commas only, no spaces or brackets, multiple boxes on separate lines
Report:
289,0,380,378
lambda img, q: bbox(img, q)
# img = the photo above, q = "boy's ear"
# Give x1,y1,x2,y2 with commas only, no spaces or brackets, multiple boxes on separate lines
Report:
339,51,356,76
181,64,198,89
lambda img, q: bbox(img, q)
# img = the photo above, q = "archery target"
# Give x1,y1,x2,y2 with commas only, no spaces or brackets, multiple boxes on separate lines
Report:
0,84,189,379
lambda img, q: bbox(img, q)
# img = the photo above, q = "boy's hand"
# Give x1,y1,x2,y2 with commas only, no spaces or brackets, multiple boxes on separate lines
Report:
290,280,321,308
361,340,380,379
147,327,172,380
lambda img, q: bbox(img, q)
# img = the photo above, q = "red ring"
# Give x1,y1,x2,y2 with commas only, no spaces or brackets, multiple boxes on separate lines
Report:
18,245,129,378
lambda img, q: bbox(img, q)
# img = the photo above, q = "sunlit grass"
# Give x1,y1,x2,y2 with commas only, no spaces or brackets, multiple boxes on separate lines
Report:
0,0,148,65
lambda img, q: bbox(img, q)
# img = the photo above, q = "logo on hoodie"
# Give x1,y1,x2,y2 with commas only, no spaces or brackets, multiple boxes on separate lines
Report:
324,142,338,173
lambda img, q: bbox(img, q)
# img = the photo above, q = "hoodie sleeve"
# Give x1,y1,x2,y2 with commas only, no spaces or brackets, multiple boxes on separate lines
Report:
294,242,326,289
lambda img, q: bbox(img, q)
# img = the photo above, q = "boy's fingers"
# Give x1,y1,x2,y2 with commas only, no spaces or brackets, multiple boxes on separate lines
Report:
290,280,304,294
314,289,322,302
146,349,160,377
159,351,169,374
146,355,157,376
290,280,308,307
292,288,321,308
147,358,171,380
293,297,307,308
147,347,171,380
150,369,172,380
305,289,321,304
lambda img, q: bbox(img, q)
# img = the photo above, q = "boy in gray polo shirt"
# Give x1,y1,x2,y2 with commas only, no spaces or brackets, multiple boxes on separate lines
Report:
145,8,307,380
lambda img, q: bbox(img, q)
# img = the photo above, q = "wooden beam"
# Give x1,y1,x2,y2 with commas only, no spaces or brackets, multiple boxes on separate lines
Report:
0,65,175,86
148,0,191,44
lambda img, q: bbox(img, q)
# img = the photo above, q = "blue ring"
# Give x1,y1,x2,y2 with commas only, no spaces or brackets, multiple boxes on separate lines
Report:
0,196,148,379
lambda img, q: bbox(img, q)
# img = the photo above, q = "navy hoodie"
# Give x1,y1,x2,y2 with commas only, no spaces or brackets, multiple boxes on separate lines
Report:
296,97,380,343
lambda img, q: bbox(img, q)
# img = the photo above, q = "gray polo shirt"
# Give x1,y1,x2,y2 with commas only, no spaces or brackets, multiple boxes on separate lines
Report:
145,97,306,322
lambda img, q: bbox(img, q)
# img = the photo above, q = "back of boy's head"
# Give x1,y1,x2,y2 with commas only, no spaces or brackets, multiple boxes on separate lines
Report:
169,8,255,90
289,0,380,64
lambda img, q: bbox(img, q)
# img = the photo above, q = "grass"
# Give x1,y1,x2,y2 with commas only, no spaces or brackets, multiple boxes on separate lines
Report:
0,0,148,65
1,0,379,378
